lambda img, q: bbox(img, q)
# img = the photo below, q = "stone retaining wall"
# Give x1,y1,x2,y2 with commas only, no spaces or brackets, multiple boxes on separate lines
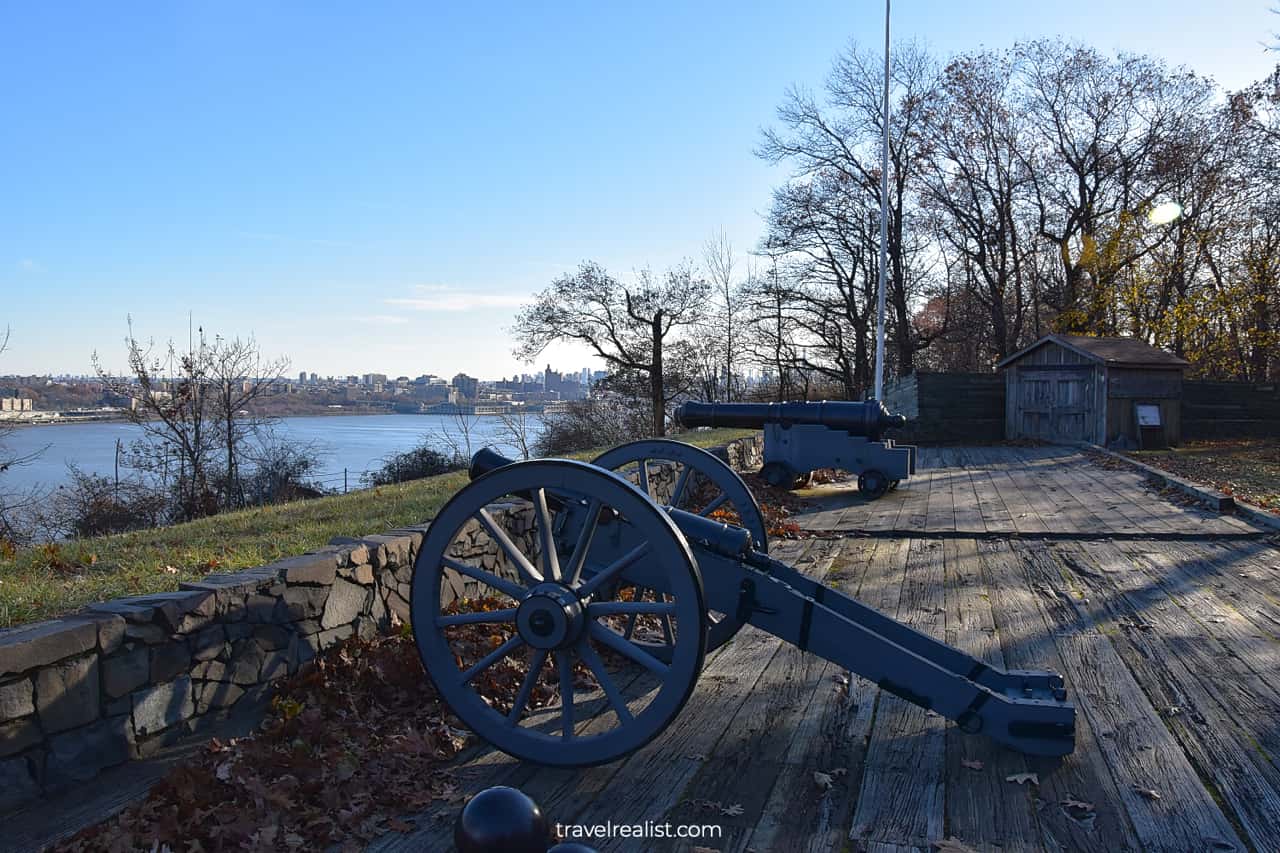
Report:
0,435,761,811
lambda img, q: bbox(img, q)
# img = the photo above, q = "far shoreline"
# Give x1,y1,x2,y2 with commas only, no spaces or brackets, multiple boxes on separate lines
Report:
2,408,548,428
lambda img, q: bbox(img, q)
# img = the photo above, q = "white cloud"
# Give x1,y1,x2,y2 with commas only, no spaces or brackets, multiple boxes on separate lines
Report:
385,288,528,312
353,314,411,326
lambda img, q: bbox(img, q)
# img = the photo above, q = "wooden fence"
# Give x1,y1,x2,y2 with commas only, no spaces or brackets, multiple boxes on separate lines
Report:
1182,381,1280,439
880,372,1006,443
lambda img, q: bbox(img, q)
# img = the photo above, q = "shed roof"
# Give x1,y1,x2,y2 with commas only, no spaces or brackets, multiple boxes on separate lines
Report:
996,334,1190,369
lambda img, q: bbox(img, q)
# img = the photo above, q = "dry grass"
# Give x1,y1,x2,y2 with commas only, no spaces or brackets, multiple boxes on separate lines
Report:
0,429,754,628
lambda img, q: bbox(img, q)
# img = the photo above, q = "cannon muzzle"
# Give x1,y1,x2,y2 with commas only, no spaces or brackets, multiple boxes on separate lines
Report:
675,400,907,439
470,447,517,481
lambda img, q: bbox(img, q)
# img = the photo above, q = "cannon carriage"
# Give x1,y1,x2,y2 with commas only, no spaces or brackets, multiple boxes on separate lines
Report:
675,399,916,496
410,442,1075,767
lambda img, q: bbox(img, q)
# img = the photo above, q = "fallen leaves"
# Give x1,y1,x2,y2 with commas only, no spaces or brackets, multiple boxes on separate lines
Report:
50,605,526,852
1005,772,1039,786
1060,797,1097,828
961,759,984,771
1115,440,1280,514
813,771,834,790
1134,786,1163,801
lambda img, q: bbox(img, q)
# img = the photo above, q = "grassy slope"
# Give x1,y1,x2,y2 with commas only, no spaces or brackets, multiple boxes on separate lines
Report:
0,429,754,628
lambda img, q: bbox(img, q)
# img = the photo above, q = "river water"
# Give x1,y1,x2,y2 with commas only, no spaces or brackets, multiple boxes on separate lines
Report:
0,414,543,494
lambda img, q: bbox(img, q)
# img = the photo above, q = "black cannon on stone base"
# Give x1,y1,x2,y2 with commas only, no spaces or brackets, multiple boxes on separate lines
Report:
675,400,915,497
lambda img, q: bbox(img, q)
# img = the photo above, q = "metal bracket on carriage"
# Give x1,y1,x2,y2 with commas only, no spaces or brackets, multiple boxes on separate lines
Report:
733,577,780,625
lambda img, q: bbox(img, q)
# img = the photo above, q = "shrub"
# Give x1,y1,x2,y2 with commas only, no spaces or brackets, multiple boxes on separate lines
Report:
240,439,329,505
533,397,652,457
364,444,463,486
52,466,169,538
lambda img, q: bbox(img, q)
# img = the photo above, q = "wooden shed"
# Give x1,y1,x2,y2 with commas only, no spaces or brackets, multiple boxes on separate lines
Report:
996,334,1189,447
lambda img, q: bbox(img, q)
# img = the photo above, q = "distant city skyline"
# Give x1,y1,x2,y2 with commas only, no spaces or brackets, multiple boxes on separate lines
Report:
3,2,1276,378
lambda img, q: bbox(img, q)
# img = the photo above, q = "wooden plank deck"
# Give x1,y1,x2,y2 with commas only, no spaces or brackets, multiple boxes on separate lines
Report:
799,445,1270,538
373,446,1280,853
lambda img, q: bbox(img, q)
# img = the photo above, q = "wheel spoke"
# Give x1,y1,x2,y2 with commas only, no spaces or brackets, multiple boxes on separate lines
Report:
670,464,692,508
659,597,675,646
442,557,526,602
477,508,542,586
577,542,650,599
436,608,518,627
578,641,633,724
699,491,729,517
506,648,547,726
622,586,643,640
588,600,677,617
589,622,670,676
532,488,561,582
637,459,651,498
557,651,575,739
459,634,524,685
564,498,601,585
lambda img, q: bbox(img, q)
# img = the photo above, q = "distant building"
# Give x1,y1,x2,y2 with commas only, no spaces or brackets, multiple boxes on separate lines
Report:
362,373,388,387
0,395,32,412
452,373,479,401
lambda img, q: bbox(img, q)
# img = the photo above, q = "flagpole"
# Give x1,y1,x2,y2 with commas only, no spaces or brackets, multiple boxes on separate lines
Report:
873,0,890,402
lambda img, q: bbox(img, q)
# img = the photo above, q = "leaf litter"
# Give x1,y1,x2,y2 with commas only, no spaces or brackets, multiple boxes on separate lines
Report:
52,599,565,852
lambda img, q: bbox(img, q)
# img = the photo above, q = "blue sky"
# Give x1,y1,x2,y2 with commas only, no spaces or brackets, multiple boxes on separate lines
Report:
2,1,1276,380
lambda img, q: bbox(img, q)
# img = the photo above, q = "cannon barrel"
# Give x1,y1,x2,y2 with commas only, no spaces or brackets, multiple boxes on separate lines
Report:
675,400,907,438
470,447,517,481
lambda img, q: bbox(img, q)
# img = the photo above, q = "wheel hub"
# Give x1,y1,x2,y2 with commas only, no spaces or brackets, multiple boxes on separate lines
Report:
516,583,585,650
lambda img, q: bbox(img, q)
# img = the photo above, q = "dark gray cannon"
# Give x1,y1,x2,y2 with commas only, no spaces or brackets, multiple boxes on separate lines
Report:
675,399,915,496
408,446,1076,769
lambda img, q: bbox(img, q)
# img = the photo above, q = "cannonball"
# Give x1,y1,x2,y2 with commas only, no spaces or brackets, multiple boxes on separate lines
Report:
453,785,549,853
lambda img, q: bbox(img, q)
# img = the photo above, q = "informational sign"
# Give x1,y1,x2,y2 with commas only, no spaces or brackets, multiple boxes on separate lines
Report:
1135,404,1162,427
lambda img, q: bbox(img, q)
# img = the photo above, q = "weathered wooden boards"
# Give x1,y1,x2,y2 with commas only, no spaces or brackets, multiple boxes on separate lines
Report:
796,445,1268,538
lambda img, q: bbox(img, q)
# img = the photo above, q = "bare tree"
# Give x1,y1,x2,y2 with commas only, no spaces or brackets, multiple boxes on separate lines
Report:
93,321,289,520
1014,41,1216,331
511,262,708,436
740,263,808,400
94,321,218,520
0,327,48,545
207,335,290,508
437,407,481,463
919,49,1035,363
759,40,947,379
702,230,746,400
495,406,538,460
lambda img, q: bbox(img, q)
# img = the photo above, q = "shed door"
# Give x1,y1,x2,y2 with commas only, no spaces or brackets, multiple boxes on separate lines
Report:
1018,369,1091,442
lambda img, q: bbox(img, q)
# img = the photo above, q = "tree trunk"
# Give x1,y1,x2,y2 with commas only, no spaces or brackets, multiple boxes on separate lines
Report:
651,311,665,436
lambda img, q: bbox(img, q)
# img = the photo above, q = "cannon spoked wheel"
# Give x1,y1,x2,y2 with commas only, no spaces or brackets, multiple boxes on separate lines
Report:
592,439,769,657
411,459,706,766
857,469,890,500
